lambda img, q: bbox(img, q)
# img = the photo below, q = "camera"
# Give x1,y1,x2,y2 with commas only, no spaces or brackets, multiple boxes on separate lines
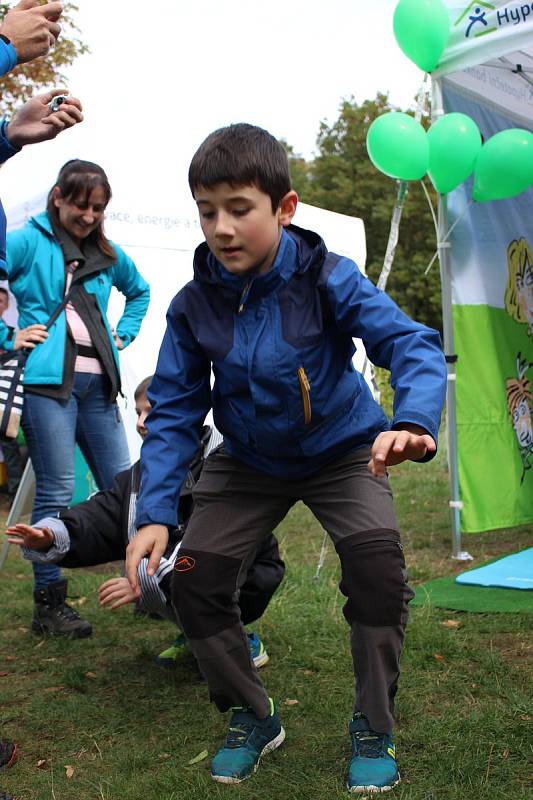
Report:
48,95,68,113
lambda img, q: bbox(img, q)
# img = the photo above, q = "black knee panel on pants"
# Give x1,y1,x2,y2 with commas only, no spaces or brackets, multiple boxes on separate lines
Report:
171,548,242,639
335,529,407,627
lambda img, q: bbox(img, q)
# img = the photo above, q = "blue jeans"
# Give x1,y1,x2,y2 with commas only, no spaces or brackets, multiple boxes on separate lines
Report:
22,373,131,589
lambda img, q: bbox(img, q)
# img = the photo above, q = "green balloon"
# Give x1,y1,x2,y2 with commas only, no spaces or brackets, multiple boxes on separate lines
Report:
393,0,450,73
427,113,482,194
473,129,533,203
366,112,428,181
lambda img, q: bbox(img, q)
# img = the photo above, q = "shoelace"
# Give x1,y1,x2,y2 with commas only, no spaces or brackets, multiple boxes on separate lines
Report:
225,724,251,748
56,602,83,622
351,730,385,759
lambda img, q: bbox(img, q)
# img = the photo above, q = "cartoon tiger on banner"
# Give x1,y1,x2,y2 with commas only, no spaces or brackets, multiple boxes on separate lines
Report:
504,239,533,482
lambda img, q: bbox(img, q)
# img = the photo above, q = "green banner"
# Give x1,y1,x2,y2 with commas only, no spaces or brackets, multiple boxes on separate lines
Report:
454,304,533,532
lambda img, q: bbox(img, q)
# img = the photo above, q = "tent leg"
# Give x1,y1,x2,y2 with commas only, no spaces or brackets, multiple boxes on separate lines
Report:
432,77,473,562
0,460,36,571
437,193,473,562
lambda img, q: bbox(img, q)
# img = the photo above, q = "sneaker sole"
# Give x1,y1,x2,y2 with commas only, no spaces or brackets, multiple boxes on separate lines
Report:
252,650,270,669
211,726,285,784
347,775,401,794
31,622,92,639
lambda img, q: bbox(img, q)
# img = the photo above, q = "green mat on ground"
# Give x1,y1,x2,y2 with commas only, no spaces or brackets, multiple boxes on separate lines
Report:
411,575,533,614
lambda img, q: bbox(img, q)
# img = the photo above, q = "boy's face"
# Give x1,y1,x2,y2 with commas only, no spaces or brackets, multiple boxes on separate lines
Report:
135,393,151,440
0,292,8,315
194,183,297,276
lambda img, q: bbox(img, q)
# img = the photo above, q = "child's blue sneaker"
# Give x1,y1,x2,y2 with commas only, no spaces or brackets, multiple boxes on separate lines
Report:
347,713,400,794
247,632,269,668
155,633,188,666
211,698,285,783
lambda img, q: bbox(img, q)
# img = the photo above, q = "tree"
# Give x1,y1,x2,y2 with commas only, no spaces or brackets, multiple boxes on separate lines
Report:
0,2,88,114
286,95,443,331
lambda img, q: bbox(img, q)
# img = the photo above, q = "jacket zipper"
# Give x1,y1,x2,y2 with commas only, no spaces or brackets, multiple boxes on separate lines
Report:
298,367,312,425
238,281,251,313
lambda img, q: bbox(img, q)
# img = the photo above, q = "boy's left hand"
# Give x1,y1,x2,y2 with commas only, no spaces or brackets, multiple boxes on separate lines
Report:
368,424,436,477
98,577,137,610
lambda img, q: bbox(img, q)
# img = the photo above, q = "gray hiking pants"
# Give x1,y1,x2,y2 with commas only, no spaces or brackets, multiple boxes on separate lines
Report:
171,446,414,734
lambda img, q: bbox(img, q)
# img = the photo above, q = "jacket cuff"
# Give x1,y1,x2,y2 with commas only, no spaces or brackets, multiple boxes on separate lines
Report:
0,39,18,76
0,118,21,164
22,518,71,563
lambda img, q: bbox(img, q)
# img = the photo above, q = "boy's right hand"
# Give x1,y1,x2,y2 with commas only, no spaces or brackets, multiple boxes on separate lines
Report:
125,524,168,595
6,522,54,550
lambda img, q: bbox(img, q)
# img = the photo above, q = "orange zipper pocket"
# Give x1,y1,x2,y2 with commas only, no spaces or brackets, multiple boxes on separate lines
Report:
298,367,312,425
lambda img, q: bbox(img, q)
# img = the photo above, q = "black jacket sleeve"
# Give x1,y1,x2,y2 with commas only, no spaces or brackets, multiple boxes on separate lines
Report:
56,468,131,568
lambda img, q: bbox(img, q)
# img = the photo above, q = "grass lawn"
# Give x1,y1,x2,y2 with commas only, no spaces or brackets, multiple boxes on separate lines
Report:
0,449,532,799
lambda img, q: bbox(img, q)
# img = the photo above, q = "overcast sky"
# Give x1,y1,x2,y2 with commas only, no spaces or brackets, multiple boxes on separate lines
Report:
2,0,424,205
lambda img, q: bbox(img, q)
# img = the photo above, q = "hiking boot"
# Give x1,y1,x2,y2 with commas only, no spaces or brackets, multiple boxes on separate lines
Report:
347,713,400,794
0,740,16,770
0,792,14,800
32,579,92,638
247,632,269,668
211,698,285,783
156,631,270,669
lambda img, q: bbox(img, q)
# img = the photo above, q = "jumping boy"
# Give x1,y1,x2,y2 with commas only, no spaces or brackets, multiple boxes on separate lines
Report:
7,376,284,667
126,124,447,793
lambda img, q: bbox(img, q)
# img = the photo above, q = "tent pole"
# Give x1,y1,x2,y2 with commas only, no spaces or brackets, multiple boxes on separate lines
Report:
432,78,473,562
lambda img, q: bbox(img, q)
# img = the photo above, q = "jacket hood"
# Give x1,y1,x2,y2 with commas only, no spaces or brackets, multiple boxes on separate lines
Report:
192,224,327,291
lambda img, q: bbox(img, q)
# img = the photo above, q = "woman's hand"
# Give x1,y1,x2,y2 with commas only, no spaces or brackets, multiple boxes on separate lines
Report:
98,576,137,610
13,323,48,350
110,326,124,350
6,523,54,550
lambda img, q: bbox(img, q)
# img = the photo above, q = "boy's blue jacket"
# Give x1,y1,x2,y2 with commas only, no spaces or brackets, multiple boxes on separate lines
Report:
136,225,447,528
0,212,150,385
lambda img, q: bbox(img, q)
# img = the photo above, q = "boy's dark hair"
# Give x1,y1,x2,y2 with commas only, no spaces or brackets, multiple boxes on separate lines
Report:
188,123,291,212
134,375,153,401
47,159,115,259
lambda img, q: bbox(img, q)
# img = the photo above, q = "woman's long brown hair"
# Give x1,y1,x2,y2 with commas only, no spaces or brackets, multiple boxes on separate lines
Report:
46,159,115,258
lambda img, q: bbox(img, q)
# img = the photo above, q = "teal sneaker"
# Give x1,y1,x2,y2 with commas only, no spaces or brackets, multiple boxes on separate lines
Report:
247,632,270,668
347,713,400,794
211,698,285,783
155,633,188,667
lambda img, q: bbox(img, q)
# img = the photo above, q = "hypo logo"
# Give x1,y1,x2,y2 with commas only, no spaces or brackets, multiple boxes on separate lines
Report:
455,2,533,38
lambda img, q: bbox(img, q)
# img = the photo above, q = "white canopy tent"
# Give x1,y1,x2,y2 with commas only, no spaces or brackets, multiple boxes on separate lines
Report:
433,0,533,556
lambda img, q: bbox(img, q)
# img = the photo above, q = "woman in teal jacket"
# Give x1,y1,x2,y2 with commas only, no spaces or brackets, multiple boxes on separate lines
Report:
1,159,150,637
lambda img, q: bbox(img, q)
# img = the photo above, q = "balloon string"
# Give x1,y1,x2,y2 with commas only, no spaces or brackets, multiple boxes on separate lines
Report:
424,200,473,275
420,179,439,243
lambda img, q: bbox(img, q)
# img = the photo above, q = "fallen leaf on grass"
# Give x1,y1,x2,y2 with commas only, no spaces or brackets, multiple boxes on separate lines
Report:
0,672,8,677
70,597,87,607
519,714,531,721
158,753,171,760
284,699,299,706
433,653,446,662
302,669,313,676
441,619,461,629
188,749,208,765
17,627,29,634
65,765,75,779
36,759,47,769
5,656,15,662
44,686,65,693
34,640,45,649
85,671,97,679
